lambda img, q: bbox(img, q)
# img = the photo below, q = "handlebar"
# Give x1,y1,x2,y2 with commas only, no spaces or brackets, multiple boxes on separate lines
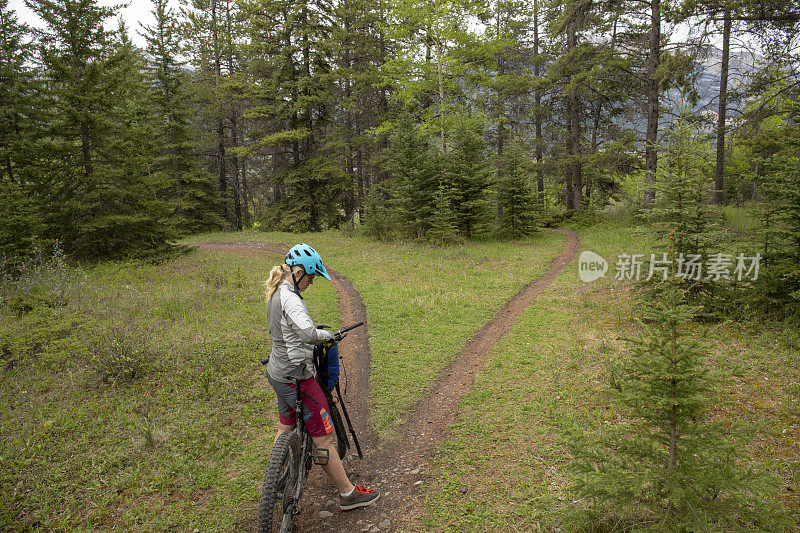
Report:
331,321,364,342
261,322,364,366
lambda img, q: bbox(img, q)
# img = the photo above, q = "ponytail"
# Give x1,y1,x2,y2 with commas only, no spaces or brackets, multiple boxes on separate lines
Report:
265,264,290,302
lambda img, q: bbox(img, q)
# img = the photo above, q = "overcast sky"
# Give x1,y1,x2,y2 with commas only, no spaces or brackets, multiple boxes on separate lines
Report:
7,0,743,55
8,0,161,47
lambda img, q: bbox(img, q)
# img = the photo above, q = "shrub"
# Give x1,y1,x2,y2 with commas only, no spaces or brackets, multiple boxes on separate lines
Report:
362,185,397,241
752,127,800,321
385,111,440,240
0,242,84,315
497,141,538,238
92,325,154,384
565,281,792,531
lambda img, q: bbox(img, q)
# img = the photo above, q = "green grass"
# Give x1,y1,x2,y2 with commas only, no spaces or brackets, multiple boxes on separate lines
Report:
0,250,339,531
406,219,799,531
0,229,565,531
182,230,567,436
3,221,795,531
718,203,763,236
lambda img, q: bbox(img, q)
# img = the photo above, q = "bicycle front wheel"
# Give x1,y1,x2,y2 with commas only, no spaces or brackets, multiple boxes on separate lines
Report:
258,431,301,533
328,401,349,459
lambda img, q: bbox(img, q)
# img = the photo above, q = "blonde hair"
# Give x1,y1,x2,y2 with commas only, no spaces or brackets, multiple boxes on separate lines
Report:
265,264,290,302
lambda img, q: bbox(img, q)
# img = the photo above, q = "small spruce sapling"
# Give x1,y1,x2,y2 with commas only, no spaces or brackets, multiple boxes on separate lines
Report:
565,249,791,531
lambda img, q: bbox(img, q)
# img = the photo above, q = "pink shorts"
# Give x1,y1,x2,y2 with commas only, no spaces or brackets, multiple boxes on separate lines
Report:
270,375,333,438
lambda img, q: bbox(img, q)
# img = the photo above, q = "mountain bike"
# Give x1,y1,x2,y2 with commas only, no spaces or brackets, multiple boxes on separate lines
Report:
257,322,364,533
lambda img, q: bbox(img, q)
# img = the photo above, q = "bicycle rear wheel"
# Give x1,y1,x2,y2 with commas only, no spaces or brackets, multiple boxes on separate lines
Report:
258,431,301,533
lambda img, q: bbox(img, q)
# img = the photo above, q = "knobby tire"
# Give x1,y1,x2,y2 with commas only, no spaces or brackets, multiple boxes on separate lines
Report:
328,399,349,459
258,431,301,533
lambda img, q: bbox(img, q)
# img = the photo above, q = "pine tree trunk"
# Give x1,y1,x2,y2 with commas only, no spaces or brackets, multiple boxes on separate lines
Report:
344,4,356,221
6,111,21,183
357,149,365,217
564,17,579,212
377,0,390,189
423,36,433,112
225,0,242,230
644,0,661,207
571,89,583,211
668,299,678,470
565,98,574,211
241,156,251,228
81,122,93,181
496,17,506,221
534,0,544,204
436,40,446,152
591,100,601,154
231,122,242,230
300,1,320,232
212,0,228,225
216,121,227,224
714,6,731,205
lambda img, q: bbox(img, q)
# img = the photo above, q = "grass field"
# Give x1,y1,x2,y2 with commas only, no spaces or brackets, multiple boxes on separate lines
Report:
181,230,567,437
1,219,796,531
1,251,328,530
408,219,800,531
1,230,564,530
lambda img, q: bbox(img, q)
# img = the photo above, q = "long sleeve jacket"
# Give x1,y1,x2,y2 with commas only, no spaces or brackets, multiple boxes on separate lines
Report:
266,280,334,383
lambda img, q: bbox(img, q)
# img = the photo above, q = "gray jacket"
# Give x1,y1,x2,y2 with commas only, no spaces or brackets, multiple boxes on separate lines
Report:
266,280,334,383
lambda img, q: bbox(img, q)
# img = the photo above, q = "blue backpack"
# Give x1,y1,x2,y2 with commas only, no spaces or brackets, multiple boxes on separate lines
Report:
313,342,340,392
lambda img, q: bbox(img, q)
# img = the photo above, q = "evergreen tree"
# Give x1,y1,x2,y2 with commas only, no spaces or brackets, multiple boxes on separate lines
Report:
427,161,460,244
644,117,725,315
750,103,800,319
329,0,387,220
88,24,175,255
0,180,40,259
181,0,242,228
444,117,492,237
141,0,223,235
566,281,791,530
0,0,40,257
671,0,800,205
241,0,346,231
362,183,395,240
28,0,173,258
385,112,439,240
647,117,719,257
547,0,594,211
468,0,534,217
0,0,32,185
496,141,537,238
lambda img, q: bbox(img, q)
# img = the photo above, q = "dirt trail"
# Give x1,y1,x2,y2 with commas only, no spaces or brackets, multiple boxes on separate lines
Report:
194,241,375,442
193,242,377,530
194,229,580,532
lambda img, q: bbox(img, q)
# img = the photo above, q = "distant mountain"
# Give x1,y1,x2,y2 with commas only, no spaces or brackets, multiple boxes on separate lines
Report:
693,44,760,112
647,44,762,134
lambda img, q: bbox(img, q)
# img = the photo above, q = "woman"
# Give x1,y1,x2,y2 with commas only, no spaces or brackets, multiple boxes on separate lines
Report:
264,243,380,511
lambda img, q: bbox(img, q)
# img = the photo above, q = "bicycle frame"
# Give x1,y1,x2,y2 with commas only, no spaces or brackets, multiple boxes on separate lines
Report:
284,379,314,518
260,322,364,531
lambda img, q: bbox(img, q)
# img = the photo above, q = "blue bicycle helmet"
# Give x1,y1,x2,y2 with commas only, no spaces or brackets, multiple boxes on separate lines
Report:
285,243,331,281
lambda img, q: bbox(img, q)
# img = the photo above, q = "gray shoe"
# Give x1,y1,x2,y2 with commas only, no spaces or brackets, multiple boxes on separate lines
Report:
339,485,380,510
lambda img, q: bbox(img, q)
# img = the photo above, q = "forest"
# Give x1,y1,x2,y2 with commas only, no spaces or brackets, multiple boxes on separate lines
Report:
3,0,797,318
1,0,800,529
0,0,797,247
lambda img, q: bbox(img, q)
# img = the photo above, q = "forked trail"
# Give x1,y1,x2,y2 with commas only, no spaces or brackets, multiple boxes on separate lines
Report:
194,228,580,532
